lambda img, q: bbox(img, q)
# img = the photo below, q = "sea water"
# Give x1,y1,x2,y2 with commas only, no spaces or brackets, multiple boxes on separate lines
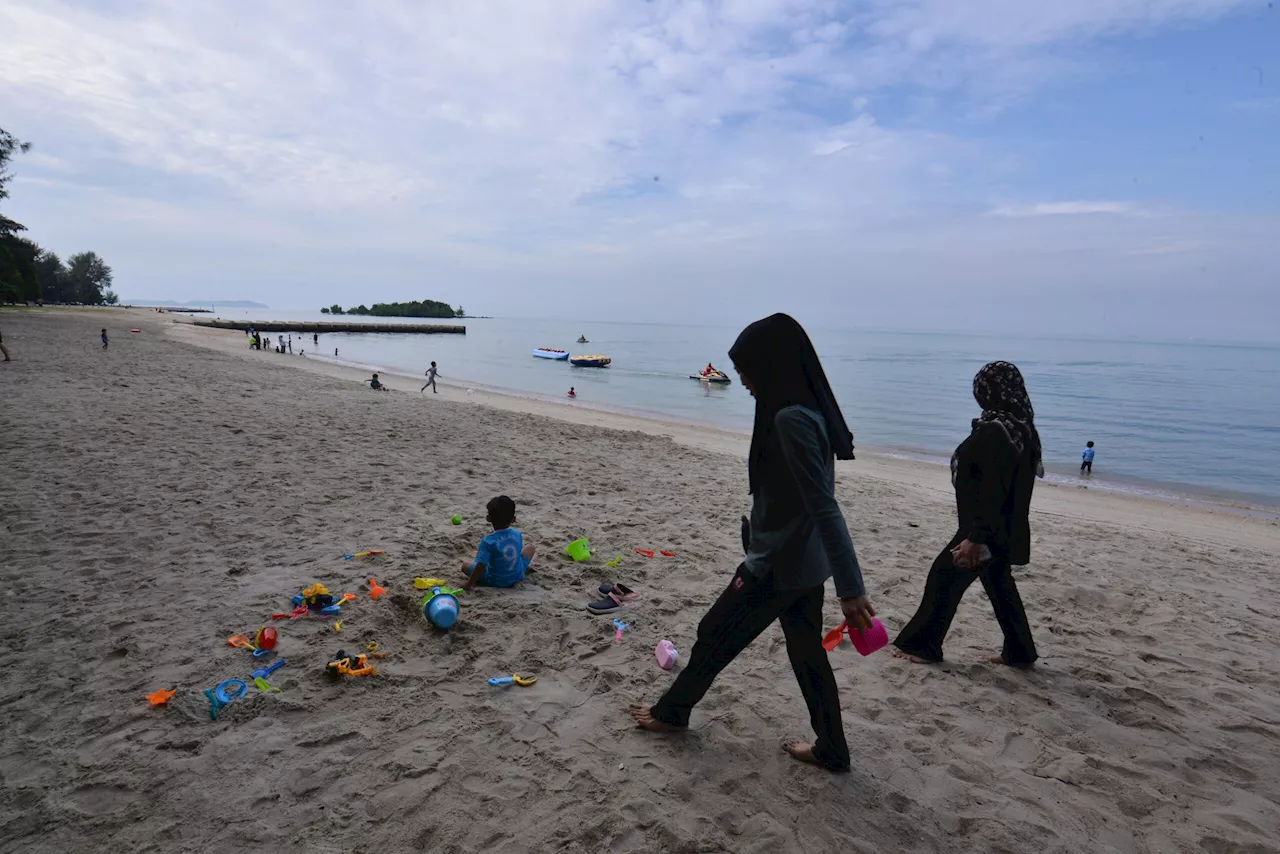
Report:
209,310,1280,510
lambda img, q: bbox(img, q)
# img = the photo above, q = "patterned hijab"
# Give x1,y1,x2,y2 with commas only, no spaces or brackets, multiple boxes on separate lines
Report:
955,361,1044,481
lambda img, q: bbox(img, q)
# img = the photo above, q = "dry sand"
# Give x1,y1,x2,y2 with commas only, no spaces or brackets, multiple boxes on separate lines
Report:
1,307,1278,854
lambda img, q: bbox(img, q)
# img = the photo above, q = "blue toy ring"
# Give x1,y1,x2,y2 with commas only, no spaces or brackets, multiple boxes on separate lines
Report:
215,679,248,704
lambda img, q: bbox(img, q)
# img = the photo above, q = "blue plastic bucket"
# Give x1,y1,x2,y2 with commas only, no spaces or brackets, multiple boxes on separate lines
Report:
424,591,459,629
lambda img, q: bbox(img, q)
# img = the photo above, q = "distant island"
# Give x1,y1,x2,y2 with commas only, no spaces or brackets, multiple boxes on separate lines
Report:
322,299,464,318
126,298,269,309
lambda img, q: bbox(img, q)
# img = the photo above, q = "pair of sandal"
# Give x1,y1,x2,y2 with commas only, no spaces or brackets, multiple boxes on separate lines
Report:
587,583,639,615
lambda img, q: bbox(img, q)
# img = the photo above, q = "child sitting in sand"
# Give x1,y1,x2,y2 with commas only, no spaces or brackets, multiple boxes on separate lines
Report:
462,495,536,591
367,373,389,391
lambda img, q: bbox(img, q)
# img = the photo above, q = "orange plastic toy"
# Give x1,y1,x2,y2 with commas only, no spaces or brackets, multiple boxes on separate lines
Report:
327,653,376,677
634,548,655,558
660,550,677,557
368,578,387,600
146,688,176,706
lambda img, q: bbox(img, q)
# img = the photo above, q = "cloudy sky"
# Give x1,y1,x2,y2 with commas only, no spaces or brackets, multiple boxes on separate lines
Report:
2,0,1277,339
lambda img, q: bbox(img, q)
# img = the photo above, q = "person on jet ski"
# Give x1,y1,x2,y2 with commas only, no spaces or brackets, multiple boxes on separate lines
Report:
702,363,716,377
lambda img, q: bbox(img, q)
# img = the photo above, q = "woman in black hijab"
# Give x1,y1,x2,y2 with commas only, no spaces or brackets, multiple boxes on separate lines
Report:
630,313,876,771
893,361,1042,667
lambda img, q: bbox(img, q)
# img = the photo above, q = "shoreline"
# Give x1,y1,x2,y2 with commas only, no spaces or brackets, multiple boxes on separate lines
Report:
165,311,1280,526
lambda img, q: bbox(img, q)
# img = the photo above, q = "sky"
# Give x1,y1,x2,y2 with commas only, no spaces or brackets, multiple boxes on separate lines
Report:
1,0,1277,340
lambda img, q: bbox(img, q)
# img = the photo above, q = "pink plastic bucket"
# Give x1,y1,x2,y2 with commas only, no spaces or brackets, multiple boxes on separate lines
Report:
847,617,889,656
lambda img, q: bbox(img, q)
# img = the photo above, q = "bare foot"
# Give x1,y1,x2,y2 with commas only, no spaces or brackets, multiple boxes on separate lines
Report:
629,704,684,732
782,739,820,765
982,654,1034,669
891,648,935,664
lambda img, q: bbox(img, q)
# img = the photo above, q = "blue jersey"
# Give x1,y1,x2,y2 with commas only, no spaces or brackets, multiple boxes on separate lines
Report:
1082,447,1095,462
475,528,528,587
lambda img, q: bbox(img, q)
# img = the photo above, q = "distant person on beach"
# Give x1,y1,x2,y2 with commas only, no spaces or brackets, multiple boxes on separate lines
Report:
367,373,389,392
567,387,575,399
278,335,285,353
629,313,875,772
334,348,339,357
101,328,109,350
287,336,293,354
420,361,440,393
313,332,318,346
893,361,1043,669
462,495,536,591
1081,441,1095,474
1,326,10,361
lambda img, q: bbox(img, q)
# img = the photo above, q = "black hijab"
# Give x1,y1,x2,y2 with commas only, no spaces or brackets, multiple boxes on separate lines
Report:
729,313,854,494
957,360,1044,480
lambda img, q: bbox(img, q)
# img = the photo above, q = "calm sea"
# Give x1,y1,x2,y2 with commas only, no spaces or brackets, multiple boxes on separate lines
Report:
208,310,1280,510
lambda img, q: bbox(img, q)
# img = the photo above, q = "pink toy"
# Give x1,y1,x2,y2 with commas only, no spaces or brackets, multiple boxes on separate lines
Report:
654,639,679,670
851,618,889,655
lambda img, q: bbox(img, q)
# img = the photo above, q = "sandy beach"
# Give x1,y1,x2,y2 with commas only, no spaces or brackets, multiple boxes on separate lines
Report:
1,307,1278,854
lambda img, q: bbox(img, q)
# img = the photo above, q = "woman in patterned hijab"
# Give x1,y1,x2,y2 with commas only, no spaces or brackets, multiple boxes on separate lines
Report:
895,361,1042,668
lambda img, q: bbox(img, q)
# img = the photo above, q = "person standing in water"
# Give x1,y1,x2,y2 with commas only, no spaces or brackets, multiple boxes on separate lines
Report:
567,387,576,399
1081,441,1095,474
893,361,1043,669
313,332,318,346
421,361,440,393
629,313,875,772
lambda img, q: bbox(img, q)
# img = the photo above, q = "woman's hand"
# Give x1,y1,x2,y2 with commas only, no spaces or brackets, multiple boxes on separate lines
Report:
951,539,984,569
839,595,876,631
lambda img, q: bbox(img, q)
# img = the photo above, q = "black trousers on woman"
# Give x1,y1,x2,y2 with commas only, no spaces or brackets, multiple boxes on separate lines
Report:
893,532,1038,666
649,564,851,771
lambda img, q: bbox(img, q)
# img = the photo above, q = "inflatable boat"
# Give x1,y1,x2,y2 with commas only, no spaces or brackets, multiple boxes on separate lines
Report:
532,348,570,360
690,370,731,384
570,355,611,368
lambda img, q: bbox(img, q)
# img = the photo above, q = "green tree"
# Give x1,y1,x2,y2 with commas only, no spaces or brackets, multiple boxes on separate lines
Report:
0,127,32,237
103,290,119,305
65,251,113,304
455,305,465,317
34,250,68,301
320,307,330,314
328,304,344,315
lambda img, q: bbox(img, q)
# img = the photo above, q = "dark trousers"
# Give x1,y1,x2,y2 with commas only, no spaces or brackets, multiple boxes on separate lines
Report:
649,565,850,771
893,532,1037,666
1081,460,1092,473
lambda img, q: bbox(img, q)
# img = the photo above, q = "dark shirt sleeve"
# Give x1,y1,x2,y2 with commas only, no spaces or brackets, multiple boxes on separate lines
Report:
962,423,1018,547
775,408,865,598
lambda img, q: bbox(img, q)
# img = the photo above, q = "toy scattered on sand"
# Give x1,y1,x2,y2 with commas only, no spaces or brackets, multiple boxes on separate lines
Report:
344,549,385,560
634,548,676,558
821,618,889,655
368,578,387,600
421,587,462,629
612,619,630,642
487,674,537,687
254,627,277,650
253,677,281,694
634,548,655,558
146,688,176,707
206,679,249,717
251,659,287,681
565,538,591,561
327,650,376,678
228,633,274,657
606,555,624,568
655,640,679,670
451,514,463,525
415,577,450,589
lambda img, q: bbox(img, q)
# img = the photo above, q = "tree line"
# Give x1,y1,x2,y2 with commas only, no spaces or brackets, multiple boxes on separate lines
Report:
321,299,463,318
1,127,117,305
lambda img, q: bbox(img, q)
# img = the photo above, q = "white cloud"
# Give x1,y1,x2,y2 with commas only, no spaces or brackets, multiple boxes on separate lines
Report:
987,201,1140,217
